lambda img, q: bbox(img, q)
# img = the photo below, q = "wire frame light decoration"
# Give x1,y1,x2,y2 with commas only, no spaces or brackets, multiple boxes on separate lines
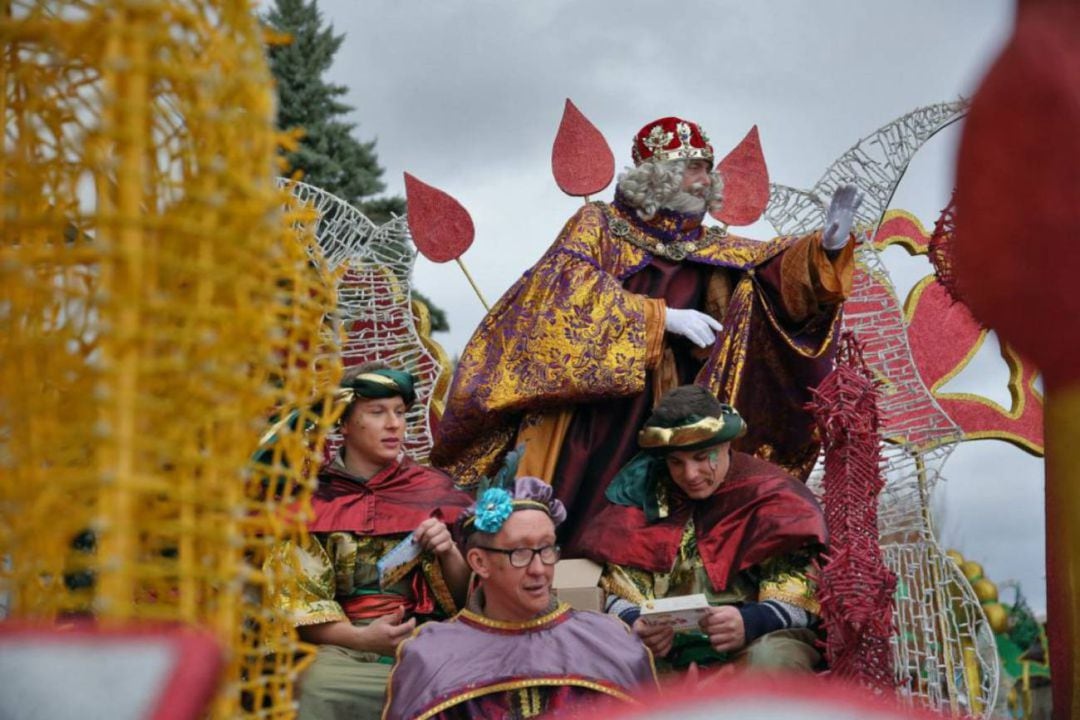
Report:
0,2,341,717
766,102,1000,717
281,179,450,466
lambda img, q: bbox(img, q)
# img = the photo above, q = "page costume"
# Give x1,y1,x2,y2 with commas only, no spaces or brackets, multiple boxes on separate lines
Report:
267,370,472,720
584,398,827,671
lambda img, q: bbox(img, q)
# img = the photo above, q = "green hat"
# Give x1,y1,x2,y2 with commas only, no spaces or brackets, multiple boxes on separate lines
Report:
252,368,418,476
606,390,745,521
637,405,745,455
340,368,417,407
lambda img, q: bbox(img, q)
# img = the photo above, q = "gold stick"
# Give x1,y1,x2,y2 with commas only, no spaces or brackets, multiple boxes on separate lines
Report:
1045,383,1080,718
455,257,490,312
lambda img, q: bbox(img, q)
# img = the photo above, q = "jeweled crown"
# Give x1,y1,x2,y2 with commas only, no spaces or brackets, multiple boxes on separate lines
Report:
631,116,714,167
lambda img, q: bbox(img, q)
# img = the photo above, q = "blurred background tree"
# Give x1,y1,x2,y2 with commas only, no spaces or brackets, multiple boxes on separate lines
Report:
264,0,448,331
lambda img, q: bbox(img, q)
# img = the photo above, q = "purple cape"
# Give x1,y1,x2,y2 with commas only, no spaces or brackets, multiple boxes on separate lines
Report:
383,603,656,720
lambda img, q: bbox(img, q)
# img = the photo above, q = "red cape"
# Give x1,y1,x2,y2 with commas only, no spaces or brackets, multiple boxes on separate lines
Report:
580,452,827,591
309,457,473,536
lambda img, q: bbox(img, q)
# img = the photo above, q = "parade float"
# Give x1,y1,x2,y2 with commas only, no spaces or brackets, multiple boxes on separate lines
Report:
1,1,1067,718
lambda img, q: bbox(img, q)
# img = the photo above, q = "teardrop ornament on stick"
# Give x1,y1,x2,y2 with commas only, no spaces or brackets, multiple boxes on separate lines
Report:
551,98,615,198
710,125,770,227
404,172,475,263
404,172,489,310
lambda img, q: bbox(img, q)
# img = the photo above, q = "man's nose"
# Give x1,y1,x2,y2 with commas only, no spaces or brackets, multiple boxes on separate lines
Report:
525,552,546,574
688,461,711,480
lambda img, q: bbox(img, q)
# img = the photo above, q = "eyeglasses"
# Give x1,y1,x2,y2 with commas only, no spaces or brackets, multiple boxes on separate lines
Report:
475,544,561,568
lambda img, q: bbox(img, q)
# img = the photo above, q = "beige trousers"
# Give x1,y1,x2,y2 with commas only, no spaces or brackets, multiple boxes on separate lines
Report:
297,645,392,720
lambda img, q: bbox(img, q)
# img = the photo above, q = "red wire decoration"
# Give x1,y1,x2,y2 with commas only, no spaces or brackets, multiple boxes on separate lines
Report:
808,332,897,688
926,188,968,308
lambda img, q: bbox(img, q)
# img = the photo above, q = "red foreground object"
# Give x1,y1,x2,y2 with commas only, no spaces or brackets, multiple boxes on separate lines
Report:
954,4,1080,387
569,673,947,719
954,4,1080,717
0,621,222,720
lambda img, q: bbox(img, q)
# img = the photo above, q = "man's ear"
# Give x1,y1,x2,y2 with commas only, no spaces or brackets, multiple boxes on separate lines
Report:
466,547,490,578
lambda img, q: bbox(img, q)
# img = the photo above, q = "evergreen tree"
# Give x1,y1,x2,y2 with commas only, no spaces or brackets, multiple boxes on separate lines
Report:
263,0,447,330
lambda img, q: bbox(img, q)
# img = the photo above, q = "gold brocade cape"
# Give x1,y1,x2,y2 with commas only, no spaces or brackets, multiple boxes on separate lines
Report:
431,200,853,487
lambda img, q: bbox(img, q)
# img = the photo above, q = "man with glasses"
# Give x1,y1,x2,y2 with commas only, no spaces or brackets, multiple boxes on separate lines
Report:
383,475,657,719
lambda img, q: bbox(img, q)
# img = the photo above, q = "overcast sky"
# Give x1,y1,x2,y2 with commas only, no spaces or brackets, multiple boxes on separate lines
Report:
309,0,1046,615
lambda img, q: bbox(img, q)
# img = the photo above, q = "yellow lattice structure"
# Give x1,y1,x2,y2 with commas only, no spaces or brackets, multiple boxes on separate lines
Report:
0,1,340,717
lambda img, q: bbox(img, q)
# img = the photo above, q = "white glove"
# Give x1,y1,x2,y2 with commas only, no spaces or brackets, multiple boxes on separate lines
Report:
664,308,723,348
822,184,863,251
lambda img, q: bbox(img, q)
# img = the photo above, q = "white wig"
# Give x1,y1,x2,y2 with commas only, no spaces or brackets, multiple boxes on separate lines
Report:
615,159,724,221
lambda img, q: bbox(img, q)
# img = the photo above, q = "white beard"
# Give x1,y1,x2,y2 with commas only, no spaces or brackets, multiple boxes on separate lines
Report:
662,181,710,214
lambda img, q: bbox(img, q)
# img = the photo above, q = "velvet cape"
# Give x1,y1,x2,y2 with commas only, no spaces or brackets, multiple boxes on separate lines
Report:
308,457,472,536
579,451,827,591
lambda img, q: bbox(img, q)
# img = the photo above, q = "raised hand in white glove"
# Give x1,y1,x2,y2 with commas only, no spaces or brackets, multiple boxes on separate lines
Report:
664,307,724,348
822,184,864,251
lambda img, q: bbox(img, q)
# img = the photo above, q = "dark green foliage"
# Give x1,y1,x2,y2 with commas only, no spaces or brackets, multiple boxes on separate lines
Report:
412,289,449,333
264,0,389,207
263,0,448,332
359,195,407,226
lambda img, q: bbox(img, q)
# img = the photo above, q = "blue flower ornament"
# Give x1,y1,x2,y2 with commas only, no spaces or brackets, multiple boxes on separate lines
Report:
474,487,514,533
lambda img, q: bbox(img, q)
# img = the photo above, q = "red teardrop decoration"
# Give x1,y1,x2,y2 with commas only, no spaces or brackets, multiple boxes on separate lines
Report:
404,172,475,263
551,98,615,197
710,125,770,227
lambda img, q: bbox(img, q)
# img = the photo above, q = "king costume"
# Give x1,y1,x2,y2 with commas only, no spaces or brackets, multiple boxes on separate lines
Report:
431,116,854,554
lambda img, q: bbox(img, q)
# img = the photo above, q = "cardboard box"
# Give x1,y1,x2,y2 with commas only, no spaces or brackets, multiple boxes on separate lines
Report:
639,593,710,633
552,559,604,612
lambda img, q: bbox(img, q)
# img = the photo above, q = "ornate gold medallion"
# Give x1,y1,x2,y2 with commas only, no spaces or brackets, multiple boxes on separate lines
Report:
605,205,728,261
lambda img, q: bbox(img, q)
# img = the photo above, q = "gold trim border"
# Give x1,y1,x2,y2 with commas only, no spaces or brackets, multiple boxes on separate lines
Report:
415,677,637,720
457,602,571,631
638,416,726,449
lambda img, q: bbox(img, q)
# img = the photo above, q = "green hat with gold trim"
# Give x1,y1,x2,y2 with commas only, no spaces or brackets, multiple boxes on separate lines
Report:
339,367,417,408
638,407,745,454
606,386,746,521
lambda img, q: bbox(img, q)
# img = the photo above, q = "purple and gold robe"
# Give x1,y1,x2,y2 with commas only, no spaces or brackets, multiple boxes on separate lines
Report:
382,600,657,719
432,198,853,553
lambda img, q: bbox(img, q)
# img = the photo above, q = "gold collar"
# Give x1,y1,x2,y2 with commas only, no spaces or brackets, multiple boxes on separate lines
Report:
603,202,727,261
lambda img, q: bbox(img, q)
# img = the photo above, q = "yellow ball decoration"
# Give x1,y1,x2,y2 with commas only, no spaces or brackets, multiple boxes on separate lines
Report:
972,578,999,603
960,560,984,581
983,602,1010,634
946,549,965,565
